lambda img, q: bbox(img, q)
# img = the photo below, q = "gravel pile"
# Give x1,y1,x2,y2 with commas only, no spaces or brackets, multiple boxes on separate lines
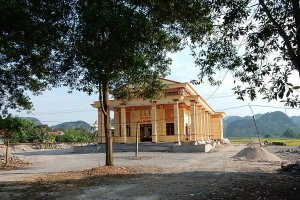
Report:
233,146,281,162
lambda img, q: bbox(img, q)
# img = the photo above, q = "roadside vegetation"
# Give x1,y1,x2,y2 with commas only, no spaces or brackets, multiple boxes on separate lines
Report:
0,115,96,144
229,137,300,146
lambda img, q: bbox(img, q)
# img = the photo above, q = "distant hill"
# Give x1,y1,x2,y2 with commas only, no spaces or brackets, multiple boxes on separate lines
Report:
22,117,42,125
51,121,91,130
224,111,300,137
291,116,300,125
223,114,261,136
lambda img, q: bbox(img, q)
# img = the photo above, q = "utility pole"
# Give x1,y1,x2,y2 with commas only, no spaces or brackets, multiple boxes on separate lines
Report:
248,104,261,146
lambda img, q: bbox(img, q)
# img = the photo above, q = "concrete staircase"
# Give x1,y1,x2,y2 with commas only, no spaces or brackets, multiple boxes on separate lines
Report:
73,142,214,153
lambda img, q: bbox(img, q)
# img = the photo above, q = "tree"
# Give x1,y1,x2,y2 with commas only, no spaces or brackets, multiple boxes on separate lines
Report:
192,0,300,107
66,0,211,166
283,128,296,138
0,0,71,115
31,125,52,143
0,115,32,165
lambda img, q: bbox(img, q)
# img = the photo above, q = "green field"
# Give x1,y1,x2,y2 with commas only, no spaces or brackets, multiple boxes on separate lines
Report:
228,137,300,146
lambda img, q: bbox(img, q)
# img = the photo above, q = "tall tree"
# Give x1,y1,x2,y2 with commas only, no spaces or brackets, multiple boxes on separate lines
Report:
193,0,300,107
0,0,71,115
66,0,211,166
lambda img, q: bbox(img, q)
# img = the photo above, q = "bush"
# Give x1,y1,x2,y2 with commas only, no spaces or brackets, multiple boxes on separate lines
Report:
55,128,94,142
271,141,286,146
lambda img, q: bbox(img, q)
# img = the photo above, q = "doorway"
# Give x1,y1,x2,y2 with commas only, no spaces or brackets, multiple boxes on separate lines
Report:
140,124,152,142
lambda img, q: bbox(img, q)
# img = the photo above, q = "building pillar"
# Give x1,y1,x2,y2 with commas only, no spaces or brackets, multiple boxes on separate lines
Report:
173,99,181,145
151,102,157,143
220,117,224,139
190,100,197,145
206,112,210,141
203,111,207,141
208,113,211,140
98,108,105,143
196,106,201,142
120,105,127,143
201,109,204,141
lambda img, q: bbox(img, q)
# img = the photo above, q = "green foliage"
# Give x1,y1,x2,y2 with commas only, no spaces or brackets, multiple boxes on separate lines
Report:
0,114,33,143
0,0,71,115
283,128,297,138
56,128,94,142
63,1,213,165
264,134,272,138
192,0,300,107
29,125,51,143
0,115,95,143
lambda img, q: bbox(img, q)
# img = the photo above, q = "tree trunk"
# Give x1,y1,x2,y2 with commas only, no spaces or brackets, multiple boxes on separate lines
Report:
102,80,114,166
5,140,9,166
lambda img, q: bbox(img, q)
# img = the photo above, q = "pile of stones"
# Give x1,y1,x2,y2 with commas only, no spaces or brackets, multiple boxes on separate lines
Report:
280,160,300,175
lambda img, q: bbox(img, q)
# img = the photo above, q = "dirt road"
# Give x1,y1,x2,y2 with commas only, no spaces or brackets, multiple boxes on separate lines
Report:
0,144,299,199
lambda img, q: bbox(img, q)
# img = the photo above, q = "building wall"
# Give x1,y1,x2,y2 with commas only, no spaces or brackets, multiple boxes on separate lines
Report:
210,116,223,140
98,104,223,143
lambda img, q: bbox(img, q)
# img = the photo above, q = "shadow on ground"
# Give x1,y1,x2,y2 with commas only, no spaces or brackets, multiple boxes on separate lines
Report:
0,169,299,200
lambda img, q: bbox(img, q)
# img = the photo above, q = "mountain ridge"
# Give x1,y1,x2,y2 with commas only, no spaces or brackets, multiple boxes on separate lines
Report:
224,111,300,137
50,120,92,130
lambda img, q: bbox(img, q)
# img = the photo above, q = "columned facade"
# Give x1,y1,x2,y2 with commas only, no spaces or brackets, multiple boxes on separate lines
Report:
92,78,224,144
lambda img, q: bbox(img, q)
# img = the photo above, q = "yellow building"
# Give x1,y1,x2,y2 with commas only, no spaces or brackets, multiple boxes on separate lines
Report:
92,78,224,144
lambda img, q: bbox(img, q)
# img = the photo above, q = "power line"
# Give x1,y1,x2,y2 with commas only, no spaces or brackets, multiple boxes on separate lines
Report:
32,109,94,115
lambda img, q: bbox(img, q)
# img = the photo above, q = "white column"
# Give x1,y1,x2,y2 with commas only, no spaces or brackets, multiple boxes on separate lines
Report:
190,100,197,144
97,108,102,143
151,103,157,143
208,113,211,140
203,111,207,141
98,108,106,143
173,99,180,145
196,106,200,143
206,112,209,141
220,117,224,139
120,105,127,143
200,109,204,141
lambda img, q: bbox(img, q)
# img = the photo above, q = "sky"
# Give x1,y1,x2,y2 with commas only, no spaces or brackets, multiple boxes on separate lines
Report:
11,48,300,126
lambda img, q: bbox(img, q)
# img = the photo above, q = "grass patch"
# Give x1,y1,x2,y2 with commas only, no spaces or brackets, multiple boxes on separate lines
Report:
228,137,300,146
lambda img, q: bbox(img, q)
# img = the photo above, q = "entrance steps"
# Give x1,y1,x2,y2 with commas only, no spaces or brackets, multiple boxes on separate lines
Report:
73,142,214,153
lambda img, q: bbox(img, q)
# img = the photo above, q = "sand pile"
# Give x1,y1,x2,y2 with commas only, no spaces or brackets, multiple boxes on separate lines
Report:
246,140,263,147
233,146,281,162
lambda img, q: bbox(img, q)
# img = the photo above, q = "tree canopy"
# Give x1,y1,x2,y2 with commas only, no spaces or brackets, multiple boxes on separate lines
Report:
63,0,212,165
0,0,71,115
193,0,300,107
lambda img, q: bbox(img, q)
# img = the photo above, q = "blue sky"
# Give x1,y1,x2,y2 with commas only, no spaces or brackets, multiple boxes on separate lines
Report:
12,48,300,126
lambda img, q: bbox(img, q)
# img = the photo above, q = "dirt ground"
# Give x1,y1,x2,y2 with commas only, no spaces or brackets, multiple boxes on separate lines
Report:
0,144,299,200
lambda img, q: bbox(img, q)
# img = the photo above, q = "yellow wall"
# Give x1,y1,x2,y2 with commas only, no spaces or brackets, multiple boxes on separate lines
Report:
100,105,223,143
211,117,223,140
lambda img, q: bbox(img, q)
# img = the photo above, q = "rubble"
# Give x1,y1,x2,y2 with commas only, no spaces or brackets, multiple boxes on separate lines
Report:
0,145,32,166
280,160,300,175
